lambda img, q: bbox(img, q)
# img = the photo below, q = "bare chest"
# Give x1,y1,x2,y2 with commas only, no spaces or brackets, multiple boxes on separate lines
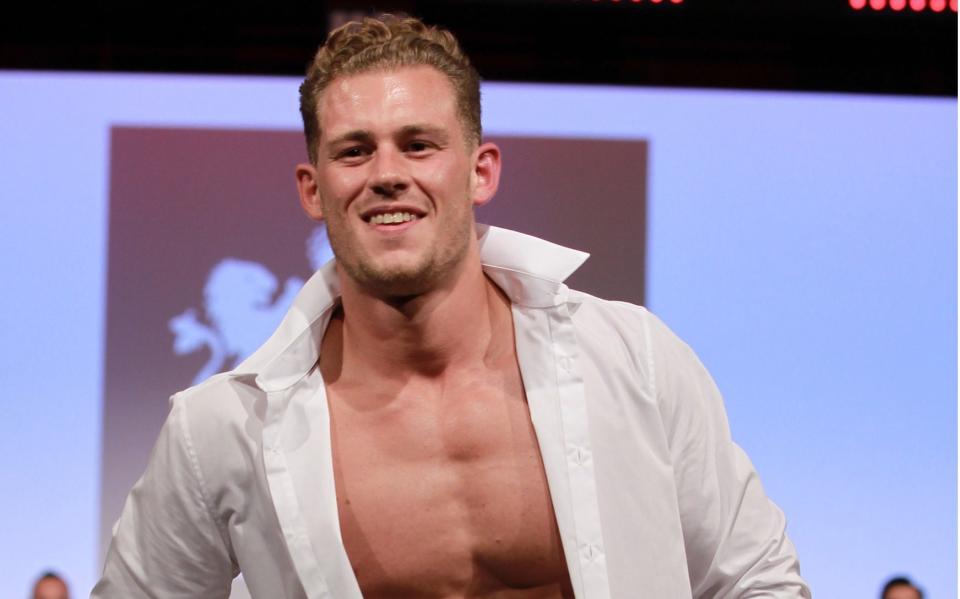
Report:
327,369,573,598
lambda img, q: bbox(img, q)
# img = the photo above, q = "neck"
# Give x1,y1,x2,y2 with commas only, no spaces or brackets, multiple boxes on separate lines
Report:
321,242,514,384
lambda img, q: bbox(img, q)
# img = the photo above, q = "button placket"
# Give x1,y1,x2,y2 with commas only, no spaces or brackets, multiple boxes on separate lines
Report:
550,302,611,597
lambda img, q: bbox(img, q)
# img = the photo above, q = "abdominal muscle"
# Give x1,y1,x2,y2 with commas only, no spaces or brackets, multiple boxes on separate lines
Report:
327,372,575,599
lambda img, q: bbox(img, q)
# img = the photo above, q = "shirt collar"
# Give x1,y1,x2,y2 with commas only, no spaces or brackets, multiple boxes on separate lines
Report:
233,224,589,392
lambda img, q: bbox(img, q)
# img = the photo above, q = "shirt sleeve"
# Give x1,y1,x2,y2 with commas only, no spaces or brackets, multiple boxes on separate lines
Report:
92,393,237,598
644,311,811,598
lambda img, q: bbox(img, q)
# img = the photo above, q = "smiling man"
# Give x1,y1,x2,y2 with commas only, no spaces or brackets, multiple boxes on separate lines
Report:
94,15,810,599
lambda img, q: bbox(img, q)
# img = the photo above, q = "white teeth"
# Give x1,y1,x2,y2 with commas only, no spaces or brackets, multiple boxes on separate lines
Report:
369,211,418,225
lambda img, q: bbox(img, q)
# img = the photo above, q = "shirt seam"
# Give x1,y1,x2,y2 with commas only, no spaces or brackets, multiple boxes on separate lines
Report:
174,394,235,559
640,309,658,404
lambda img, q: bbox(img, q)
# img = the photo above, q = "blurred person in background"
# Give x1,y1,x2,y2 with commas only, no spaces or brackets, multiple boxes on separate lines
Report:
30,571,69,599
881,576,923,599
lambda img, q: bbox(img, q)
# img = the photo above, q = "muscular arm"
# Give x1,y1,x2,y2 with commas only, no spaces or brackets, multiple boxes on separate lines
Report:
645,312,811,598
92,395,237,598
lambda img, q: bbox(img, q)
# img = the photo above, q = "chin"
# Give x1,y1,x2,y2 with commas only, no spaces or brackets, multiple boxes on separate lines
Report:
336,233,472,299
354,260,438,299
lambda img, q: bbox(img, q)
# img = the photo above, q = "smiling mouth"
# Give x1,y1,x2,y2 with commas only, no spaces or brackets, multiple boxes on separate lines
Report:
365,211,420,225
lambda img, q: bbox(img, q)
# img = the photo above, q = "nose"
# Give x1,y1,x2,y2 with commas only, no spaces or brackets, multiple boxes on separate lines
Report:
369,147,409,198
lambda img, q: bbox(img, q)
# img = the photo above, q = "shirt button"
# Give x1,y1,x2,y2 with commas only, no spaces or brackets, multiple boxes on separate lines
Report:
559,356,572,372
569,445,590,466
580,543,602,562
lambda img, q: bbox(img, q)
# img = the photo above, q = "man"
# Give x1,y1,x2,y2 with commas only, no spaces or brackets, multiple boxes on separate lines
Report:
94,14,810,598
881,577,923,599
31,572,69,599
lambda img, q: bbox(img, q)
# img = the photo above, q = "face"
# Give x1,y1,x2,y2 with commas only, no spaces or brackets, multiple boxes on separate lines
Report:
33,578,69,599
297,65,500,298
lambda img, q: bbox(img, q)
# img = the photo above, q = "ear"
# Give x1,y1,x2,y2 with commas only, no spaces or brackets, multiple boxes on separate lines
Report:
296,163,325,221
469,142,501,208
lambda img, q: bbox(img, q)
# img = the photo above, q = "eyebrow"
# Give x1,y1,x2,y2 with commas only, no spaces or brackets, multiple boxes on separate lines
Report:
396,124,450,143
327,129,374,146
326,124,451,147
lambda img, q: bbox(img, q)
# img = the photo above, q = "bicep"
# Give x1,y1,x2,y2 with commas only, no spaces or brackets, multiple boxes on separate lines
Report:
93,396,236,598
644,312,810,598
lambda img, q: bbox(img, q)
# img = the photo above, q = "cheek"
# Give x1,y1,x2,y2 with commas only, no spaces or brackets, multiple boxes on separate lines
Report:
319,167,367,208
418,157,472,198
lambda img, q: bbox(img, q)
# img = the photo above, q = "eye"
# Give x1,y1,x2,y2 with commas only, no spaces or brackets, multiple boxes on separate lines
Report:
406,140,433,153
332,145,374,164
338,146,368,159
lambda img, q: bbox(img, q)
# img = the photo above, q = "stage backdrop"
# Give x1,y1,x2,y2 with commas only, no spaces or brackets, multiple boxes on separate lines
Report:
0,72,954,599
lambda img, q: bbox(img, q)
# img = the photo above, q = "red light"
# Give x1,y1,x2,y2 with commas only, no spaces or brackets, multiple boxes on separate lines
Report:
890,0,906,9
670,0,683,3
910,0,925,9
650,0,662,3
930,0,946,9
850,0,867,8
870,0,886,7
951,0,957,11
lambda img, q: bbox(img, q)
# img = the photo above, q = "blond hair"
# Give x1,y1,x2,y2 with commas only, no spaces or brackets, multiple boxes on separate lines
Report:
299,14,481,164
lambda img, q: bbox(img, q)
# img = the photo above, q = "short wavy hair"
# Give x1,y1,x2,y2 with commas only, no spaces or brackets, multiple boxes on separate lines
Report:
299,14,481,164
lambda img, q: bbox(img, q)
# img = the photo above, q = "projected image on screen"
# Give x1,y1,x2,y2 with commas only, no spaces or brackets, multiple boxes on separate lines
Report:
98,126,648,554
168,224,334,386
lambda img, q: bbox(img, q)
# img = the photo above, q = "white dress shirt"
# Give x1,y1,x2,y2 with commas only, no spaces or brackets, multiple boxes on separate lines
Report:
93,225,810,599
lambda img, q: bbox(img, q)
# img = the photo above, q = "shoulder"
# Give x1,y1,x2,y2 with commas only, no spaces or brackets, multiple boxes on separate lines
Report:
172,372,257,421
568,289,649,346
568,289,713,401
568,289,690,359
167,373,264,474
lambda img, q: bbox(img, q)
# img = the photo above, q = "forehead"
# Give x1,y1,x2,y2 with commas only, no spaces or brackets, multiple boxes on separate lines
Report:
317,66,460,140
886,587,921,599
34,578,68,597
36,578,66,589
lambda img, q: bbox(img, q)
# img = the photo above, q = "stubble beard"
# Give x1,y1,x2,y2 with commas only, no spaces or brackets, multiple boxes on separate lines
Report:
328,208,475,300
